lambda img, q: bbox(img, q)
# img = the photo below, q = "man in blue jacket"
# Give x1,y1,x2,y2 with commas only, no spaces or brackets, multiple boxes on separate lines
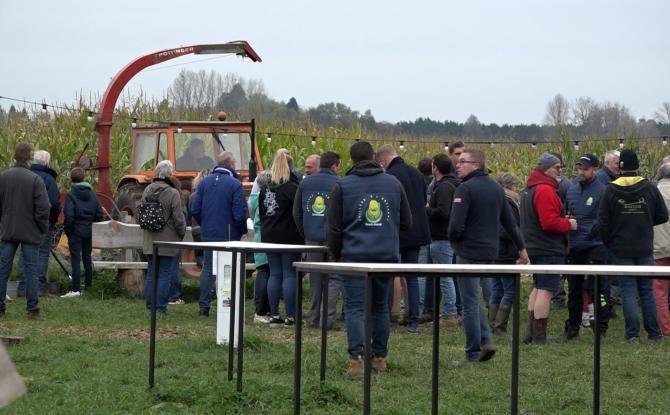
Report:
293,151,342,330
327,141,412,379
17,150,60,295
377,145,431,333
192,151,248,317
448,149,528,362
563,154,610,340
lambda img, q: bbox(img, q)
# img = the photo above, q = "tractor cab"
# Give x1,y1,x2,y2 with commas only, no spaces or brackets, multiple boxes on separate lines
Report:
114,119,262,219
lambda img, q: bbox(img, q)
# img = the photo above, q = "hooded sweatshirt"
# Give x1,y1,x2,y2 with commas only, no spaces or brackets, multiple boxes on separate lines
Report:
597,173,668,258
64,182,103,239
520,167,571,257
327,160,412,262
259,173,303,245
653,178,670,260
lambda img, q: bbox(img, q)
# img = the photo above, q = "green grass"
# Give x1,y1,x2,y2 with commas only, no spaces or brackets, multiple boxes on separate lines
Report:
1,277,670,414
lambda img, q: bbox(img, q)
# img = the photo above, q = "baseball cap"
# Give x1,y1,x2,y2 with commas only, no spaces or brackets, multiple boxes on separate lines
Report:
575,154,599,168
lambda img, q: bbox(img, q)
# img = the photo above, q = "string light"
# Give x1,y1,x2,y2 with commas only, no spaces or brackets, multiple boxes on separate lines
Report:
444,142,449,151
41,103,47,111
131,118,138,128
663,136,668,146
87,111,94,122
176,125,183,134
266,133,272,143
574,140,580,150
399,141,405,151
531,142,537,149
619,138,624,149
490,142,494,147
311,136,316,146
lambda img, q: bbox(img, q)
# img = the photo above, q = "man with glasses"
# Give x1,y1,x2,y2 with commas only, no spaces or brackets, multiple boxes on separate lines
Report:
521,153,577,344
448,149,528,363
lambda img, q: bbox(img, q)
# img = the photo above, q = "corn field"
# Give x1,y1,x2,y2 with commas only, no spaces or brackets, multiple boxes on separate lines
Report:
1,99,669,190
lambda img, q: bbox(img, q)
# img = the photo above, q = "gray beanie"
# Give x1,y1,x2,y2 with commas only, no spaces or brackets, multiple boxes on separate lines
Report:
538,153,561,171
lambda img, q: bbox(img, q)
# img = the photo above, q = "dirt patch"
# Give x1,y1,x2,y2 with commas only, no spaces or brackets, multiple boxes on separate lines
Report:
0,323,205,340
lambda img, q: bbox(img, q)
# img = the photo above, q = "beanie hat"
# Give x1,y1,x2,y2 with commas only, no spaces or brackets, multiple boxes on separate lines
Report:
538,153,561,171
619,149,639,171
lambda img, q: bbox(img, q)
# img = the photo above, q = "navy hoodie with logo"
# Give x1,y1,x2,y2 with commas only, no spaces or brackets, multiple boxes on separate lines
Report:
565,176,605,252
596,173,668,258
327,160,412,262
292,168,338,242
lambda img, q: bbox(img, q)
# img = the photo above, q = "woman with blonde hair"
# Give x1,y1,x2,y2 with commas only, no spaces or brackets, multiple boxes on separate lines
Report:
259,149,304,325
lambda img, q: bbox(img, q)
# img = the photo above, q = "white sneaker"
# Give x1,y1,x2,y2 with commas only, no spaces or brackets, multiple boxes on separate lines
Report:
60,291,81,298
168,299,185,305
254,314,271,324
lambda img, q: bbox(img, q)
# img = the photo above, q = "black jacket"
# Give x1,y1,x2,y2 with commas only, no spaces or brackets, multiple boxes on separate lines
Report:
327,160,412,262
64,183,103,239
447,169,525,261
498,189,521,261
385,157,431,248
427,174,459,240
260,175,303,245
596,173,668,258
0,163,50,244
31,164,61,226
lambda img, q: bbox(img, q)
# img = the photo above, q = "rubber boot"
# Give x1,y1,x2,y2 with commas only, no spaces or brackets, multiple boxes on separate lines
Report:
532,318,548,345
523,310,535,344
488,304,500,328
492,304,512,335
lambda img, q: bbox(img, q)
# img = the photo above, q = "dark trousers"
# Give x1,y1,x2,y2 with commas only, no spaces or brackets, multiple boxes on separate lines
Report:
254,264,270,316
68,235,92,292
565,246,610,333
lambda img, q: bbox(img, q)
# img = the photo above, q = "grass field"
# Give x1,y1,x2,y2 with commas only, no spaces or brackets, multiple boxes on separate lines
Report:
1,275,669,415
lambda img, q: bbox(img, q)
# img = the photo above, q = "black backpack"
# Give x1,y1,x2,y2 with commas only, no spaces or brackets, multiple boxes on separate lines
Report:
137,193,167,231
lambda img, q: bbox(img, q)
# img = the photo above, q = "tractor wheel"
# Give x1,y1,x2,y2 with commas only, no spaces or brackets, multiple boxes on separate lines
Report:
113,182,145,222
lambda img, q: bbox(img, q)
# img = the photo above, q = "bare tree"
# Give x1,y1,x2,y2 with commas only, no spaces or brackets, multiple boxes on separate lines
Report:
463,114,484,139
655,102,670,124
544,94,571,126
572,97,596,126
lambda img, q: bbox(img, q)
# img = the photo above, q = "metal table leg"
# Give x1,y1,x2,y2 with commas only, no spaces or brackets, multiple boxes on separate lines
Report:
363,275,372,415
511,274,520,415
294,271,304,415
228,250,238,382
431,275,440,415
148,244,159,387
320,274,329,383
237,250,246,392
593,276,601,415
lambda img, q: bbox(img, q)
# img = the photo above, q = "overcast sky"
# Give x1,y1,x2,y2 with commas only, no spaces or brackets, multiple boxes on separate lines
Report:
1,0,668,125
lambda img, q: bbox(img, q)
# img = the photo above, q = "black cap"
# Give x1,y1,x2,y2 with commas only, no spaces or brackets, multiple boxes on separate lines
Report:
619,149,639,171
575,153,599,168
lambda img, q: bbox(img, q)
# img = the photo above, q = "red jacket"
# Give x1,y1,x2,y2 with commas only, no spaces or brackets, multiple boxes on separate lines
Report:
525,167,571,234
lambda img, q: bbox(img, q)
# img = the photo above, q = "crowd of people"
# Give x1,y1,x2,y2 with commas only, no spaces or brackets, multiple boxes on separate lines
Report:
1,140,670,380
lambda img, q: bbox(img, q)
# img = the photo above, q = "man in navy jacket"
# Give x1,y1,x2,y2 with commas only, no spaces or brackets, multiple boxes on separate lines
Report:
448,149,528,362
192,151,248,317
377,145,431,333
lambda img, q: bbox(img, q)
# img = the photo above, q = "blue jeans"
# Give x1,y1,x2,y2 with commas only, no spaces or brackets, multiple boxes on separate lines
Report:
429,240,457,316
342,275,391,358
68,235,93,292
480,278,492,305
18,225,54,291
610,255,661,340
254,264,270,315
168,251,181,301
267,252,300,318
0,241,39,311
455,256,493,361
145,255,172,311
489,276,516,305
199,251,215,311
417,244,430,309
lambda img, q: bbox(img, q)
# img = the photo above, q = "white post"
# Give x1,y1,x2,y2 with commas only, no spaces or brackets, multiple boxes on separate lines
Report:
215,251,243,346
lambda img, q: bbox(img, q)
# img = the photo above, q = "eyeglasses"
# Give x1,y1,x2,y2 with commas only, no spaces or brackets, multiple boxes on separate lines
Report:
457,160,478,165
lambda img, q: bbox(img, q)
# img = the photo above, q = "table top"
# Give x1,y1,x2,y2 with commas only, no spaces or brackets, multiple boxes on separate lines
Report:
152,240,329,253
293,262,670,277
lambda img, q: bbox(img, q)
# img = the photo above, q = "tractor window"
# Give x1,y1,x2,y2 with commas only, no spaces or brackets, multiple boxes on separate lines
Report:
174,132,252,172
157,132,168,162
132,131,157,172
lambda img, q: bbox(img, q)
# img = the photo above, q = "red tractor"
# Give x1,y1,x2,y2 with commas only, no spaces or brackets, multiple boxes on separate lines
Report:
93,41,263,216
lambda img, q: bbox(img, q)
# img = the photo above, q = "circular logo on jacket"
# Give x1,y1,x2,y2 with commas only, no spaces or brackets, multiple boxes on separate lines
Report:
311,195,326,215
365,199,383,224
